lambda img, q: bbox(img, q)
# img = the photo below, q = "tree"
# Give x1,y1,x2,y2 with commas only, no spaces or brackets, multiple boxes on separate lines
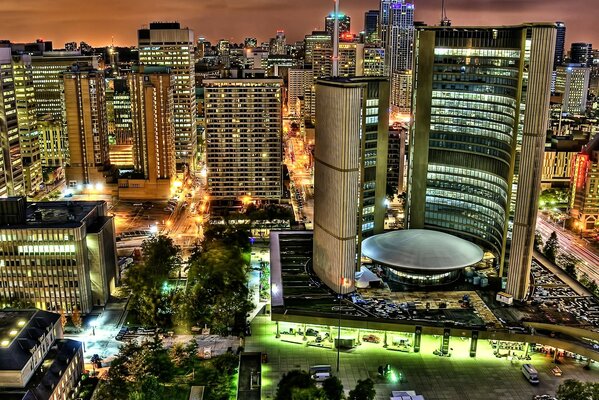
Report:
128,376,163,400
276,370,316,400
558,253,580,278
348,379,376,400
542,231,560,262
534,230,544,251
58,308,67,329
71,307,82,331
322,376,345,400
557,379,590,400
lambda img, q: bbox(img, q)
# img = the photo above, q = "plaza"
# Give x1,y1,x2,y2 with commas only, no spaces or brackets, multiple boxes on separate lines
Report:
246,315,599,400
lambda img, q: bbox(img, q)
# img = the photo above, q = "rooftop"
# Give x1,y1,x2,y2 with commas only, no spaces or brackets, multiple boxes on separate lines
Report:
361,229,484,272
0,309,60,371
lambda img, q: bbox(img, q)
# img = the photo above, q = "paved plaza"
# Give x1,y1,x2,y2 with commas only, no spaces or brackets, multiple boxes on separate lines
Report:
245,315,599,400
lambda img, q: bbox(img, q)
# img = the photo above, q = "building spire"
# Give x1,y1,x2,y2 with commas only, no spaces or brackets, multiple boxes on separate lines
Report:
333,0,340,77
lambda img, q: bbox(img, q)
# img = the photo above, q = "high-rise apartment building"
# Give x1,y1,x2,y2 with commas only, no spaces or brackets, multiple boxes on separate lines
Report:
113,78,132,144
407,24,556,300
0,48,25,197
138,22,196,171
62,65,109,186
288,68,313,118
570,135,599,233
555,65,591,114
204,78,283,209
570,42,593,66
554,22,566,67
0,197,118,314
391,70,412,112
313,77,390,294
118,66,176,199
380,0,414,74
304,31,331,67
12,54,42,195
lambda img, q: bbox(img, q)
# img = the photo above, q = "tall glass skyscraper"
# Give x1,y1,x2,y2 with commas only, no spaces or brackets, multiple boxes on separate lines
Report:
408,24,556,300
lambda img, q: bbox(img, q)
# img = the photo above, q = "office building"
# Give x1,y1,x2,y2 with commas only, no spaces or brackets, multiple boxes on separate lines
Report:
138,22,196,171
12,54,42,196
0,197,118,313
555,65,591,114
112,78,132,145
325,12,351,37
363,47,386,76
313,77,390,294
244,37,258,48
62,65,109,186
204,78,283,209
570,135,599,233
288,68,313,118
118,66,176,200
338,43,365,77
407,24,556,300
554,22,566,67
570,42,593,66
38,116,66,167
364,10,379,40
388,125,408,194
0,309,84,400
31,52,99,168
0,48,25,197
304,31,331,67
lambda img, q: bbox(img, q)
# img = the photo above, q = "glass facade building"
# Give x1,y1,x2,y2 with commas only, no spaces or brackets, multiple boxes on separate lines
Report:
408,24,556,299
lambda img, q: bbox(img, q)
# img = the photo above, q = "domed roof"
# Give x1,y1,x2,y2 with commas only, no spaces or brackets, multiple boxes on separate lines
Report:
361,229,483,272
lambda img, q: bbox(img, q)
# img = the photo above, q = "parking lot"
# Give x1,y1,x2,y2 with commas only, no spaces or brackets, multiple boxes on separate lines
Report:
246,315,599,400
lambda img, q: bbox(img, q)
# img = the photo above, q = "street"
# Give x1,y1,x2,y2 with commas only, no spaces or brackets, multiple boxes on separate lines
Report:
536,216,599,282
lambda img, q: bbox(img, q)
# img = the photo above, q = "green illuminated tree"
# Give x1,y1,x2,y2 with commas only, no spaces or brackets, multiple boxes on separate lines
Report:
558,253,580,278
348,379,376,400
557,379,590,400
276,370,317,400
322,376,345,400
533,230,544,252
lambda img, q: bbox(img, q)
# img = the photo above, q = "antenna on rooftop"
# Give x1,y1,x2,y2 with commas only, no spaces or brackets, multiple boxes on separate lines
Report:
440,0,452,26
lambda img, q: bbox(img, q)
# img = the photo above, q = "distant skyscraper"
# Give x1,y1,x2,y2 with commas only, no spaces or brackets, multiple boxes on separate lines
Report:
363,47,386,76
407,24,556,300
269,30,286,55
387,1,415,73
313,77,390,294
555,65,591,114
304,31,331,67
570,42,593,66
0,48,25,196
112,78,132,144
204,78,283,209
244,37,258,48
570,135,599,234
288,68,313,118
64,42,77,51
391,70,412,112
364,10,379,41
325,12,351,37
62,65,109,186
554,22,566,67
138,22,196,171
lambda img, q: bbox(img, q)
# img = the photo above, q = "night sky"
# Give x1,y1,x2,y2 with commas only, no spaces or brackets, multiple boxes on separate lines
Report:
1,0,596,47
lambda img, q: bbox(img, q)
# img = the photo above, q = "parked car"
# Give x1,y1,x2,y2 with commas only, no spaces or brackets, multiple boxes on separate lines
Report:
362,334,380,343
306,328,319,336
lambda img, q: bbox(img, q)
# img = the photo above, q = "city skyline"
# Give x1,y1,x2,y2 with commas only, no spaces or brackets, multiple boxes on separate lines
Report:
1,0,597,47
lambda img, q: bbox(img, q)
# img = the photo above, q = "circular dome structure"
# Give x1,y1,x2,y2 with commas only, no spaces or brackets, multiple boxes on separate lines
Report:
361,229,483,286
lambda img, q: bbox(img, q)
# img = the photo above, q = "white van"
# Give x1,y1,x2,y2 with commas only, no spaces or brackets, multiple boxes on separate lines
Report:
522,364,539,384
312,372,331,382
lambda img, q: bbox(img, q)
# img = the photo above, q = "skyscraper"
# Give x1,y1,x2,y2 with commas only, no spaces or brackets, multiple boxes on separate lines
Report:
138,22,196,171
570,42,593,66
12,54,42,196
204,78,283,210
363,47,387,76
325,12,351,38
313,77,390,294
0,48,25,196
364,10,379,41
407,24,556,300
570,135,599,234
387,1,415,73
62,65,109,186
269,30,286,55
119,66,175,199
554,22,566,67
555,65,591,114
